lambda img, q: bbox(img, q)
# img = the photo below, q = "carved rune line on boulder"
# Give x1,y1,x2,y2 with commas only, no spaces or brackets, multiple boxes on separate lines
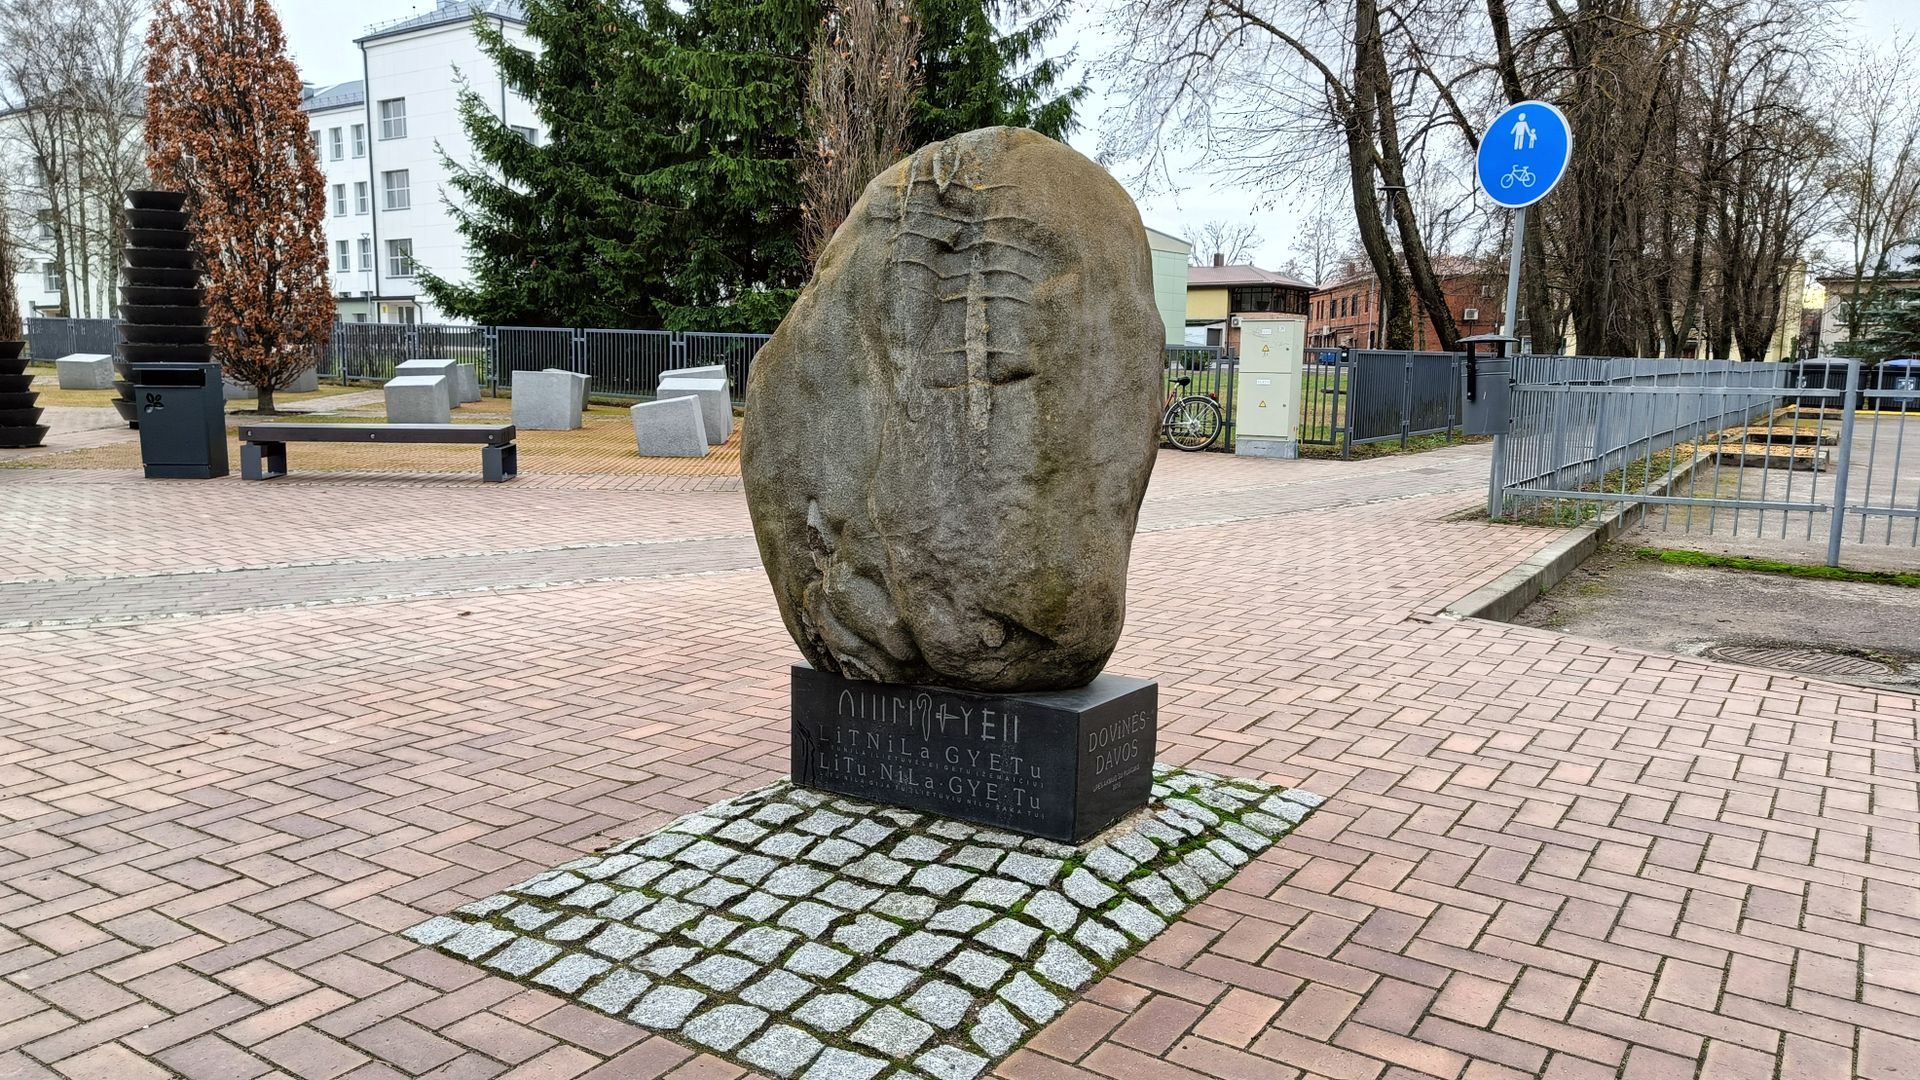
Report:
743,126,1166,693
886,147,1041,455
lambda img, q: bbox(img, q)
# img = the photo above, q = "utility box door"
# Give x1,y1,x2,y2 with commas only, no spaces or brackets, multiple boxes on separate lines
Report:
1235,320,1304,441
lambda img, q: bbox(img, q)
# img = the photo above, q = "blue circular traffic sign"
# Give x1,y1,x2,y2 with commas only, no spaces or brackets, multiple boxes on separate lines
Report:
1476,101,1572,209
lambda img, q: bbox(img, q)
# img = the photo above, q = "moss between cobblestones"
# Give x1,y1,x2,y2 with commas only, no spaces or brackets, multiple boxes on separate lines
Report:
403,764,1324,1080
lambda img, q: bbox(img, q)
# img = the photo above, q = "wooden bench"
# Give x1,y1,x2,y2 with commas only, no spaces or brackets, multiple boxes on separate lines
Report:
237,423,518,482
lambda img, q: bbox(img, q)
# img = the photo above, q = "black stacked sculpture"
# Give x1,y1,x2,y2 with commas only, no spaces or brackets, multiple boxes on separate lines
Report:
116,190,209,429
0,339,44,448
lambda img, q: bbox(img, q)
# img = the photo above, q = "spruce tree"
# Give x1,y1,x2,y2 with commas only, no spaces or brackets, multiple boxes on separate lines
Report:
420,0,685,327
648,0,814,331
1857,294,1920,361
911,0,1083,144
424,0,1081,332
1850,253,1920,361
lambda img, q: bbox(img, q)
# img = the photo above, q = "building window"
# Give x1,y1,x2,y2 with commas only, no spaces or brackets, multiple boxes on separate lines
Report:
387,238,414,278
353,312,367,323
351,123,366,157
378,98,407,140
310,129,321,156
382,170,410,211
329,127,344,160
334,240,350,272
510,125,538,145
1230,285,1278,313
357,238,373,272
354,181,369,214
41,262,58,292
332,184,346,216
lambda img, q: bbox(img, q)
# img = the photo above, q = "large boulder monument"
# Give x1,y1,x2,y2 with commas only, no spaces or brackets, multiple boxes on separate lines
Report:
744,127,1165,842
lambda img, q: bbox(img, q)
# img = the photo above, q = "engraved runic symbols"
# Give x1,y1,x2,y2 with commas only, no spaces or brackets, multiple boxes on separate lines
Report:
883,144,1046,451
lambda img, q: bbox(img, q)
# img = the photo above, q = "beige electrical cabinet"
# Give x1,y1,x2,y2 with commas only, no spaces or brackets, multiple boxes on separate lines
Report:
1233,316,1305,458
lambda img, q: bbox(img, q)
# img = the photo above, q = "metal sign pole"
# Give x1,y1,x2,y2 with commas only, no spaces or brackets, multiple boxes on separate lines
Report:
1485,206,1527,518
1501,206,1526,340
1476,100,1571,521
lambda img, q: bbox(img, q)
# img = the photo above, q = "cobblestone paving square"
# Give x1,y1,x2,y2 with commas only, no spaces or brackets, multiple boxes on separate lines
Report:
402,771,1317,1078
2,445,1916,1079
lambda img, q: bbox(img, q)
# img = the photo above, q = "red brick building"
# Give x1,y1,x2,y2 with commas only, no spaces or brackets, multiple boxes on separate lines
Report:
1308,259,1503,351
1185,260,1315,357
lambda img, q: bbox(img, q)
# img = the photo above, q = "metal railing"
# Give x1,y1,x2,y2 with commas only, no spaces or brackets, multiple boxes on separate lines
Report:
25,317,118,358
319,322,768,404
1299,348,1463,455
1162,347,1237,451
326,323,488,387
1492,357,1919,566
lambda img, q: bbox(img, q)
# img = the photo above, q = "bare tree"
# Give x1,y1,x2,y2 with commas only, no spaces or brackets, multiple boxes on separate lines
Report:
1288,200,1347,285
1824,37,1920,350
0,0,147,319
802,0,921,266
0,178,19,340
1189,218,1261,264
1102,0,1473,348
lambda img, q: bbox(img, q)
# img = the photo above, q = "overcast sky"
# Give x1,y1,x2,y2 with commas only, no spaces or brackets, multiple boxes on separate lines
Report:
281,0,1913,272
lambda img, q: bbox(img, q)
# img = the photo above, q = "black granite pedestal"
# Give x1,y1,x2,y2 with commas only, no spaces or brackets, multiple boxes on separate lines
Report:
789,664,1157,844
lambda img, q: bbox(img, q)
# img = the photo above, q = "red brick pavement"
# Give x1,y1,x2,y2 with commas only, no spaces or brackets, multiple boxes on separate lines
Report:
0,446,1915,1079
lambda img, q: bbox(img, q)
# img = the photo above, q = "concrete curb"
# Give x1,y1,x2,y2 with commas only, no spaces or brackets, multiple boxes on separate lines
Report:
1441,449,1712,623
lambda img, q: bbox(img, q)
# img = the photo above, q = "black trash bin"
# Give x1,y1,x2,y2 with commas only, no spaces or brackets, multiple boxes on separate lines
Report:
134,361,228,479
1874,359,1919,413
1460,333,1516,436
1791,359,1863,410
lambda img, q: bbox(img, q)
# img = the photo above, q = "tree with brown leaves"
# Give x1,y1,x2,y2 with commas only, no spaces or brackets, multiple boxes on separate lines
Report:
0,222,22,341
144,0,330,413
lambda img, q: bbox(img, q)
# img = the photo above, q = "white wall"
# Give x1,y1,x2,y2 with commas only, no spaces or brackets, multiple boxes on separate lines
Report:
308,100,378,321
357,16,538,323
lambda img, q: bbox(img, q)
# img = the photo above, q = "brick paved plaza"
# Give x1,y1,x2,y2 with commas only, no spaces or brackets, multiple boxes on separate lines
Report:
2,445,1916,1079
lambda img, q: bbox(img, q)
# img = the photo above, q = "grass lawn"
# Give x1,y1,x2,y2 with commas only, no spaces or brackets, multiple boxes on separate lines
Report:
1299,431,1484,460
1634,547,1920,588
29,373,370,410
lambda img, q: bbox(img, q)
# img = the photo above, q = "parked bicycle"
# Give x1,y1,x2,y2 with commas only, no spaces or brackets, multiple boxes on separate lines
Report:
1163,375,1223,451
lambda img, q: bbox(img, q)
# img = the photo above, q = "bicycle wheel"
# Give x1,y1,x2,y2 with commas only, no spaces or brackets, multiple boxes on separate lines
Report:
1164,395,1222,451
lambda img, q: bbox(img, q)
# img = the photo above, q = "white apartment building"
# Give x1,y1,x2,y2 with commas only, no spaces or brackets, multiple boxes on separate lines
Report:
7,0,536,325
311,0,537,324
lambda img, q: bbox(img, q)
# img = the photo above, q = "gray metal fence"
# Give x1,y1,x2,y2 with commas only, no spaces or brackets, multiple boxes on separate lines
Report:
1492,357,1920,566
325,323,488,387
320,323,768,404
1163,347,1237,451
25,317,117,358
1299,348,1464,455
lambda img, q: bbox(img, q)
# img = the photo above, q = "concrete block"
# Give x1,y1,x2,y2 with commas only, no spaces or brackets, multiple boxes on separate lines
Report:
429,360,481,403
631,395,708,457
222,379,254,401
55,353,114,390
288,366,319,393
1234,436,1298,460
394,359,461,409
657,376,731,445
513,369,584,431
386,374,451,424
544,368,590,415
658,364,729,390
